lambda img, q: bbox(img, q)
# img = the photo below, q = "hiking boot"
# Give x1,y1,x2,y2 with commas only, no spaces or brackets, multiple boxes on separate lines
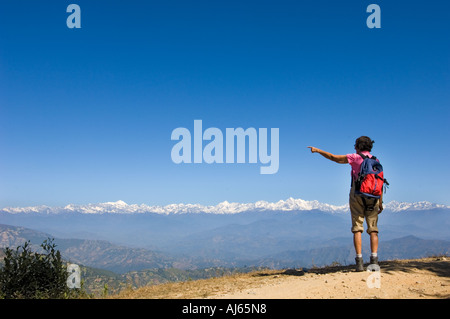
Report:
355,257,364,272
370,255,379,265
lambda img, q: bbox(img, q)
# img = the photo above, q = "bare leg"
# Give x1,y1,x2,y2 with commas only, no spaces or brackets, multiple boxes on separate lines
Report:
353,231,362,255
353,231,364,271
370,231,378,254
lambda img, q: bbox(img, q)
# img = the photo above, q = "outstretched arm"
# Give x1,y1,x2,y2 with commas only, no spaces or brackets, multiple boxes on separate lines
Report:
307,146,348,164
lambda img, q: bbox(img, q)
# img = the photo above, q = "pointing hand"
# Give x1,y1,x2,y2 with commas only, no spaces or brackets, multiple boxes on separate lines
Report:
307,146,318,153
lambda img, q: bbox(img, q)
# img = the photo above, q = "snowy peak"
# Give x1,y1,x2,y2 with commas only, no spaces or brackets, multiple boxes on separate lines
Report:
104,200,128,206
385,201,449,212
1,198,448,215
0,198,347,215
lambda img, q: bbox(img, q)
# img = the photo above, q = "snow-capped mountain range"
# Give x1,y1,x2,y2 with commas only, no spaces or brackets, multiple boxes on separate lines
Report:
1,198,448,215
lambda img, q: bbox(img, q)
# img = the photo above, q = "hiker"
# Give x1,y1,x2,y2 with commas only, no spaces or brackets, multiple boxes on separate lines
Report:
308,136,385,272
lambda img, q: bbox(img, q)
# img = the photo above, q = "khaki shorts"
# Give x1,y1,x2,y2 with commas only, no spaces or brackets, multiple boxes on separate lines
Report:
349,186,379,234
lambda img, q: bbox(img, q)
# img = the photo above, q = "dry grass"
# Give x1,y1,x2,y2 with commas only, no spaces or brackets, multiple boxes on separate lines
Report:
109,268,282,299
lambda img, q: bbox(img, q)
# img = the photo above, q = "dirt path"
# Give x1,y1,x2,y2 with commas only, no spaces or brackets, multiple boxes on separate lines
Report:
112,257,450,299
213,257,450,299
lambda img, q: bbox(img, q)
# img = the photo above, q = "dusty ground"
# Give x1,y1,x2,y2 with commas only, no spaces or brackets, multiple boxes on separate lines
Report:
112,257,450,299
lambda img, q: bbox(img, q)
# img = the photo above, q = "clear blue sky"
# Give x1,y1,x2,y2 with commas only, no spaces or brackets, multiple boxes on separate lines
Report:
0,0,449,207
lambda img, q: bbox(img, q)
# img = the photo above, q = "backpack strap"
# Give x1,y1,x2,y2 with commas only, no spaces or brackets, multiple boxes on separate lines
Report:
357,152,367,159
358,153,377,160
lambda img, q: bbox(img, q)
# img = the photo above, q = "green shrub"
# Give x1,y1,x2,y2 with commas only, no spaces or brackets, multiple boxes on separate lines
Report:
0,238,69,299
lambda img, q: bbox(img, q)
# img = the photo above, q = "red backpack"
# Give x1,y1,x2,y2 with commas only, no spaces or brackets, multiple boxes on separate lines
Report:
354,153,389,199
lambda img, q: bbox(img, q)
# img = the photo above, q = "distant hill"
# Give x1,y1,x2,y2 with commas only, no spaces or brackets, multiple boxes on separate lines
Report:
0,224,178,273
256,235,450,269
1,223,449,272
0,224,264,295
